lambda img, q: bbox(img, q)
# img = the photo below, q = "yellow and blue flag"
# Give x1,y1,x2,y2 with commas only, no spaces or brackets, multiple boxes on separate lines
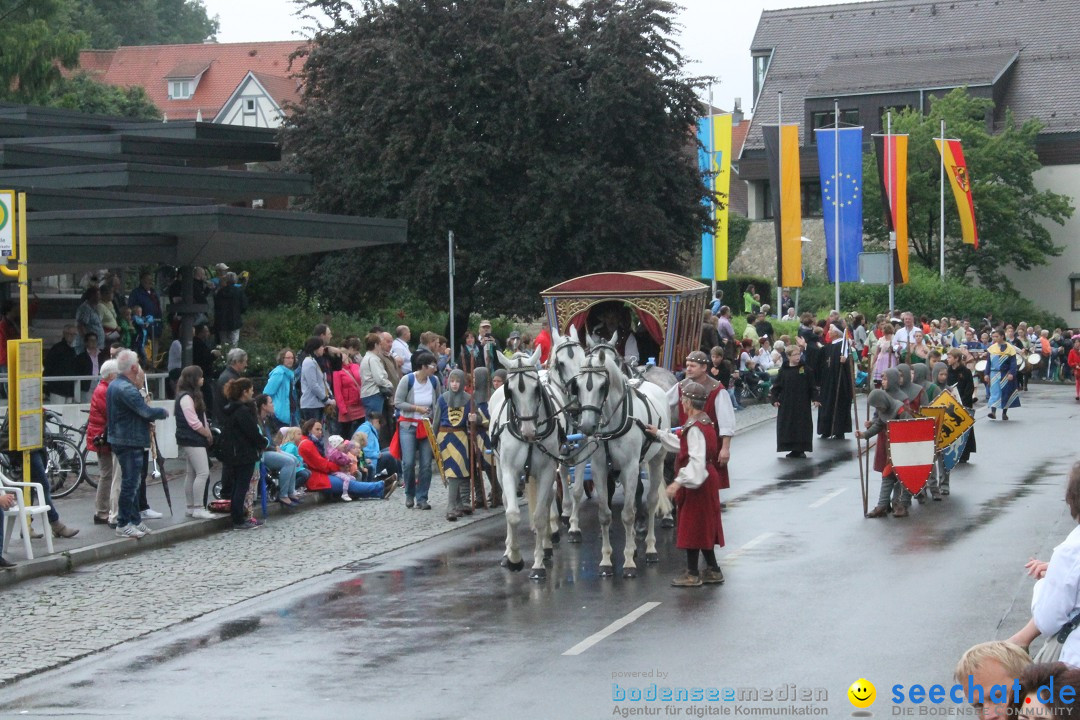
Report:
697,114,731,281
815,126,864,283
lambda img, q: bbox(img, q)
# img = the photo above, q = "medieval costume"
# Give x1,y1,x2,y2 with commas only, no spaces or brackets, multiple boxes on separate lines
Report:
437,369,473,521
471,367,498,508
653,382,724,588
987,340,1021,419
666,353,736,490
946,356,977,467
862,389,913,518
816,335,854,439
769,352,819,457
895,363,925,413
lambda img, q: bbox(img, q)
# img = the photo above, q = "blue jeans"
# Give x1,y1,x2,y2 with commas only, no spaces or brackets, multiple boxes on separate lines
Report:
14,450,59,523
361,394,384,417
399,422,432,503
327,475,383,499
112,445,145,528
262,450,298,498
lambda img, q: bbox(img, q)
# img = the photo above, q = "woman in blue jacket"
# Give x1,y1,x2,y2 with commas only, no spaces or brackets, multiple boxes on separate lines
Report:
263,348,297,426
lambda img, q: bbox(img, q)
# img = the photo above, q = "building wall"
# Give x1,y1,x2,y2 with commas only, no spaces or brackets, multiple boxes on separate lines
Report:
1008,163,1080,325
216,78,285,128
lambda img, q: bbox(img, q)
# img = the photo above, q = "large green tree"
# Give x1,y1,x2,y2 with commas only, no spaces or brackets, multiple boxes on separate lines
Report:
45,72,160,120
0,0,84,103
58,0,219,48
863,88,1073,291
285,0,710,316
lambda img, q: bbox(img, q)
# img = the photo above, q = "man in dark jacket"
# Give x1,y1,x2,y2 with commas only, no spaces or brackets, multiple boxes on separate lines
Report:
214,272,248,346
213,348,247,425
44,325,79,403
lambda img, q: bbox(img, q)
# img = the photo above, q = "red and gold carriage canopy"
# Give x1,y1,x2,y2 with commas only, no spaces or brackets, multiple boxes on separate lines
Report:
540,271,708,371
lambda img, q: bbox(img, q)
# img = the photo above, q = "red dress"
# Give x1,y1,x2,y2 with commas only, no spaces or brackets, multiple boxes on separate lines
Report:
674,418,725,550
678,382,730,490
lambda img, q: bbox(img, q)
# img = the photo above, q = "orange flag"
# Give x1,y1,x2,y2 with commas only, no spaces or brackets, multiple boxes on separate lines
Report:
935,138,978,249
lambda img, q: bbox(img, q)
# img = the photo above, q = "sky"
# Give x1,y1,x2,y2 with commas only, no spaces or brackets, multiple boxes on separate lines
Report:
200,0,870,114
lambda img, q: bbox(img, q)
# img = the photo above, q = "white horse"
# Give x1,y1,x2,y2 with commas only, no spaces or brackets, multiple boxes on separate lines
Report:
574,341,671,578
542,325,591,542
489,348,563,581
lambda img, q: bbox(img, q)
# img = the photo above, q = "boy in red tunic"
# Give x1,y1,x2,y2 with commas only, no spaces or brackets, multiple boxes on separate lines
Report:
648,381,724,588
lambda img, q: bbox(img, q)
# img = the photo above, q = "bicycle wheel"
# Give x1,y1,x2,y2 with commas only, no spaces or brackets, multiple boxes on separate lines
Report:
80,446,98,489
46,437,86,499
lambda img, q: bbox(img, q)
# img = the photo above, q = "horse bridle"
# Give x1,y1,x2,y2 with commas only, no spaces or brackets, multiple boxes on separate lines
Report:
501,363,558,441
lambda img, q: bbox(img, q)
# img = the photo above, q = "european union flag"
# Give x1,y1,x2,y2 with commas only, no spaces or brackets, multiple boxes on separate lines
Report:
815,126,864,283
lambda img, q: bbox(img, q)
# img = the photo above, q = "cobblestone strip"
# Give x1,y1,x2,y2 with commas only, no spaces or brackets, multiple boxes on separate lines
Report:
0,498,495,684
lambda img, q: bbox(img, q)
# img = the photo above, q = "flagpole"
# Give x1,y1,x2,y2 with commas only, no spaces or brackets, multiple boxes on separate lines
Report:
776,91,784,320
939,119,946,280
833,98,841,313
887,111,896,314
709,85,717,299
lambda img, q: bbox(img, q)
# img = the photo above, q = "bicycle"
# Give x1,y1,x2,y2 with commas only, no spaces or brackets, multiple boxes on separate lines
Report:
0,433,86,498
43,409,96,498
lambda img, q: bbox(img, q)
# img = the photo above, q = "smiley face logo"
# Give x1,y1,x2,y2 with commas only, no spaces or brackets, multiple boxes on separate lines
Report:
848,678,876,708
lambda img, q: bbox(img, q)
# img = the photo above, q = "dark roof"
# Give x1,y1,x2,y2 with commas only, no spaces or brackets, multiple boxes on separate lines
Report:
745,0,1080,151
805,47,1019,98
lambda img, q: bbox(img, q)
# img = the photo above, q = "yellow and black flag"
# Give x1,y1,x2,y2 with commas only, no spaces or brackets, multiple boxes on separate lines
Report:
873,134,910,284
762,124,803,288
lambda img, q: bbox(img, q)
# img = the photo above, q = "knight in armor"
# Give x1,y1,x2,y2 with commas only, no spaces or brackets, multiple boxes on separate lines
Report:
858,386,914,518
471,367,499,508
647,381,724,588
437,369,476,521
666,351,735,492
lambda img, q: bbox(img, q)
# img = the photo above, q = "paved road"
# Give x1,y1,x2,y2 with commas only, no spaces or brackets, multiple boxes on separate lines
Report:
0,385,1073,718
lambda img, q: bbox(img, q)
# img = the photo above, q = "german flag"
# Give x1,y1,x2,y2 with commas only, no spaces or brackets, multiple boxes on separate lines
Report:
874,134,910,284
935,138,978,249
762,125,802,288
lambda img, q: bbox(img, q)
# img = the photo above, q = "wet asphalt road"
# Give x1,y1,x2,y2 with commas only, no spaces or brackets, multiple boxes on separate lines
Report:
0,384,1075,719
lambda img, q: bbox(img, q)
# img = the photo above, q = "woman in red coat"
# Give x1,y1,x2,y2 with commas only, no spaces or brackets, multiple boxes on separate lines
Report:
89,359,119,525
330,353,365,438
647,381,725,588
297,418,340,493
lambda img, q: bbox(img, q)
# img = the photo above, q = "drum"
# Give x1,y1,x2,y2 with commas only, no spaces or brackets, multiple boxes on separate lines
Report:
1018,356,1027,373
974,359,987,374
1028,352,1042,368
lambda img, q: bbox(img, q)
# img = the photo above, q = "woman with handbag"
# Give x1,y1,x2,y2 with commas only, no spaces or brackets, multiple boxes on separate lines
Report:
175,366,216,519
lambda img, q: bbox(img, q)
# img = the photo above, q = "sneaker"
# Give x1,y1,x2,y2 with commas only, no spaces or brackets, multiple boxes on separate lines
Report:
249,517,265,527
141,508,164,520
0,557,16,569
185,508,195,518
701,567,725,585
135,523,154,535
670,570,703,587
233,519,259,530
382,475,399,500
191,509,216,520
116,525,145,539
340,493,353,502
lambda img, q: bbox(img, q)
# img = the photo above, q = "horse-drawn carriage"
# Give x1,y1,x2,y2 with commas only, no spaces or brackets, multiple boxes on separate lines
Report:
540,271,710,371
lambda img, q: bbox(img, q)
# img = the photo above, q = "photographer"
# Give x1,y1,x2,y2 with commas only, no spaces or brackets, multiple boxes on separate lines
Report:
478,320,500,369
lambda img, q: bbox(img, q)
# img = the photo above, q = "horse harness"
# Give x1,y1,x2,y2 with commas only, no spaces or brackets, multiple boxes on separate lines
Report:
490,362,565,478
577,348,661,468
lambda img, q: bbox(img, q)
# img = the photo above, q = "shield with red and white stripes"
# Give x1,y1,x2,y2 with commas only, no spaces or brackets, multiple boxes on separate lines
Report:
886,418,937,494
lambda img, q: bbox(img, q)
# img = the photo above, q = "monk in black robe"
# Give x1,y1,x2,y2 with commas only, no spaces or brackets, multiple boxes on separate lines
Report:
769,345,820,457
816,328,854,440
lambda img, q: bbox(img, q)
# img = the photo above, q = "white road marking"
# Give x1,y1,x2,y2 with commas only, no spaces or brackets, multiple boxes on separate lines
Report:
809,488,847,508
723,532,776,564
562,602,662,656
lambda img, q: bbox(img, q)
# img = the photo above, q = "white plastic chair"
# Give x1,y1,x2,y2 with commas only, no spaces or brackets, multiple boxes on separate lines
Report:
1,470,54,560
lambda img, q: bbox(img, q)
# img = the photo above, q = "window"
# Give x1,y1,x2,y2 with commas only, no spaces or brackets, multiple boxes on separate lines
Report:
1071,275,1080,312
752,52,772,108
809,109,860,143
169,80,193,100
243,98,256,115
761,181,821,219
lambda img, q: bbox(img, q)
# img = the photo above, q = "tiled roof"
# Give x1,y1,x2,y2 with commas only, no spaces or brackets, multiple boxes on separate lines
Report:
78,41,307,122
744,0,1080,150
